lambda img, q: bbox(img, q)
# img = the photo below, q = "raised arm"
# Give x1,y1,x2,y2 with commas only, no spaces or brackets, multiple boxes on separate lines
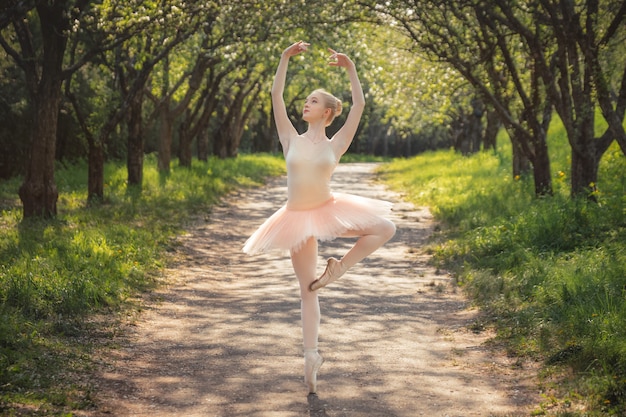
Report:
272,41,309,153
328,49,366,156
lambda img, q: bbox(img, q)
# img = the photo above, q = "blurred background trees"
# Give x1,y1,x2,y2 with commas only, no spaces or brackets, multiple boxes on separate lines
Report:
1,0,624,217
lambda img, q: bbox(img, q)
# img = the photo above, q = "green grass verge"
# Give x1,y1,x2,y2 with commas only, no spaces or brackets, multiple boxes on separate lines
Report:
379,127,625,415
0,153,285,415
2,134,623,415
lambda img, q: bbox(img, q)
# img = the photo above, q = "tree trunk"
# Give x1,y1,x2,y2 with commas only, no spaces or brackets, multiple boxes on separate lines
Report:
65,88,104,203
570,142,599,200
197,129,209,161
555,81,597,199
511,136,531,178
87,141,104,203
405,129,411,157
157,100,174,172
531,138,552,196
177,81,221,163
483,107,500,151
213,125,228,159
19,92,60,218
469,97,484,153
251,109,274,152
127,93,144,186
178,109,193,167
228,121,243,158
18,3,68,218
512,146,530,178
213,82,258,158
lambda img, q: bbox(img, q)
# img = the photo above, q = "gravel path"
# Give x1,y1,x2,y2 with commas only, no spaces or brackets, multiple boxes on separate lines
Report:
89,163,538,417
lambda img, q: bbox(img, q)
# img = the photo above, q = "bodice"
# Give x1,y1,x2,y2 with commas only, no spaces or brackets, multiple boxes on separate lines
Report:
285,136,337,210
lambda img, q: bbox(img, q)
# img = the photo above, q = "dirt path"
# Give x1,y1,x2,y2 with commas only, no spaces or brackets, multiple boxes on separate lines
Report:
89,163,538,417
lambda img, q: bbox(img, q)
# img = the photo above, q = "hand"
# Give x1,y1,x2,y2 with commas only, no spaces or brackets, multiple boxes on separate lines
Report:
283,40,310,57
327,48,354,69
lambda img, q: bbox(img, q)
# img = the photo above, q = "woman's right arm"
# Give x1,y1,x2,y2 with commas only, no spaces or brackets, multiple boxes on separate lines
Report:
272,41,309,153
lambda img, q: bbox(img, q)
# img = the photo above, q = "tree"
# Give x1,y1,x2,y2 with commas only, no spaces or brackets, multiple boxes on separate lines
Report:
64,0,209,198
177,59,230,164
474,0,626,198
151,54,211,171
355,21,470,157
0,1,75,217
147,0,271,169
0,28,29,179
0,0,194,211
65,3,140,198
374,0,625,198
372,1,553,194
527,0,626,197
591,1,626,157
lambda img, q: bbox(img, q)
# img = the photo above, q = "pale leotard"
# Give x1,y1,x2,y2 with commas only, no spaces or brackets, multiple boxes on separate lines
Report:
242,136,393,255
286,135,336,210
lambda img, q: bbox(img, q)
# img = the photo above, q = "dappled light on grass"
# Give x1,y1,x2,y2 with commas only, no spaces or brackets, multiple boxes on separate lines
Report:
379,130,626,414
0,154,285,413
380,148,534,230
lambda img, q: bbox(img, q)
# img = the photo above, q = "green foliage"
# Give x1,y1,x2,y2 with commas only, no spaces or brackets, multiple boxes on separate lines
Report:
0,153,284,414
340,153,390,163
380,122,626,414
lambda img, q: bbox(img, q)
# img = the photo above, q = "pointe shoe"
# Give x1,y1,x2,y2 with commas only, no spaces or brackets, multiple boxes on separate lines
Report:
309,257,348,291
304,351,323,394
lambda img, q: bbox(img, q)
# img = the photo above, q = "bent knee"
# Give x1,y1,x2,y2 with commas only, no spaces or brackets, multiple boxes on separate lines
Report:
381,218,396,241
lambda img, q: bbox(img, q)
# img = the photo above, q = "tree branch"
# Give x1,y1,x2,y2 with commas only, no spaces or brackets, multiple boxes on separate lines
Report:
0,0,37,30
599,0,626,45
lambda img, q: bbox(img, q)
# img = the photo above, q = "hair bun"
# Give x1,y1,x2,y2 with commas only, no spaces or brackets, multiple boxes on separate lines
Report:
335,99,343,117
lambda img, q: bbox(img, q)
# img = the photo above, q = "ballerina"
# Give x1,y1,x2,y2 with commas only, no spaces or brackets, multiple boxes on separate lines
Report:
243,40,396,394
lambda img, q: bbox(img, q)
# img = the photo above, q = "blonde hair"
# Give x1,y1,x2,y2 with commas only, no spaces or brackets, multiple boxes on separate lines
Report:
312,89,342,126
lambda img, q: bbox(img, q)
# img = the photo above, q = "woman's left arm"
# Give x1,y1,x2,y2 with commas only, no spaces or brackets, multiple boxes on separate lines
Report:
329,49,366,156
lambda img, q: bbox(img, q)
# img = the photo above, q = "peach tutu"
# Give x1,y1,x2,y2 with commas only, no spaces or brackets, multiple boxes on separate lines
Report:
243,192,393,255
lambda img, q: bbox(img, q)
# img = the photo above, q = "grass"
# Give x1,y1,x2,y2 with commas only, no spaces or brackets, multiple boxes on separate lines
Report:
1,129,624,415
379,120,626,415
0,153,285,415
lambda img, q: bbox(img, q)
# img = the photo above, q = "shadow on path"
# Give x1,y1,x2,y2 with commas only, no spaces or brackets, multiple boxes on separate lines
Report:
89,163,537,417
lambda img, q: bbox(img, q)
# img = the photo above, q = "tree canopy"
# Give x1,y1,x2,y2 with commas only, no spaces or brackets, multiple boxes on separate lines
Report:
0,0,624,217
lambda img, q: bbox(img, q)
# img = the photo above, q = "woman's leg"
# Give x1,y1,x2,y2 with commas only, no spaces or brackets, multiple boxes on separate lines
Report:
290,237,320,349
340,217,396,269
290,237,323,393
310,217,396,291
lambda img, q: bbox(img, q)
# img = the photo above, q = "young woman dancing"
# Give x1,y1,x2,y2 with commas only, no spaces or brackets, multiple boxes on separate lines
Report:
243,40,396,394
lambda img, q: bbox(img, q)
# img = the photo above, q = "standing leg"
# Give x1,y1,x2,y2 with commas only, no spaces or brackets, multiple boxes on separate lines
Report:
310,217,396,291
290,237,323,393
291,237,320,349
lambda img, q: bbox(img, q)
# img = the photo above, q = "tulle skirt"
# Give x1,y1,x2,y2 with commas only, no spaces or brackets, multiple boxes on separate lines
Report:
243,192,393,255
